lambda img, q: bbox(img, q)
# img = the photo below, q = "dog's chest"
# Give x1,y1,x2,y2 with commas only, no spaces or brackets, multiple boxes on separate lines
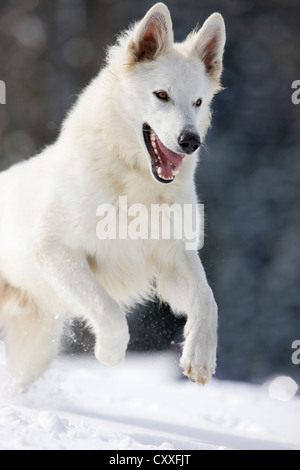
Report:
89,237,157,304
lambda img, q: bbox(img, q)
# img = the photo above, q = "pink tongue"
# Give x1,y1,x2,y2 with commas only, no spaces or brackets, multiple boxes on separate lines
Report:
160,159,173,179
156,137,184,179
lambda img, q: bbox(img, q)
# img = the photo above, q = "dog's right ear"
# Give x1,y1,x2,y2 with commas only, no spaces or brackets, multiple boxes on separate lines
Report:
128,3,174,63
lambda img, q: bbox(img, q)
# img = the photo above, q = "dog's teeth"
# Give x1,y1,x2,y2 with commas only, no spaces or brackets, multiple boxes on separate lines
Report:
172,169,179,176
154,149,158,155
159,173,174,181
157,167,162,175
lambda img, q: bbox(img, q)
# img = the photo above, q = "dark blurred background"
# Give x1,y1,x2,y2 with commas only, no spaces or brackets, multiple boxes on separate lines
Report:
0,0,299,384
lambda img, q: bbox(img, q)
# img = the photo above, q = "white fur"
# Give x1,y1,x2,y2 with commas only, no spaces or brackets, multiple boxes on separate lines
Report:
0,3,225,392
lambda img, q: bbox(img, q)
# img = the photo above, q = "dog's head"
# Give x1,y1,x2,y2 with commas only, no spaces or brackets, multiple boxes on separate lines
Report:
108,3,226,184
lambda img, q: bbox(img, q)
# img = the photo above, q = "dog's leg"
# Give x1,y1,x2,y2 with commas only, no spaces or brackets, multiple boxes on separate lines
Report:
3,302,62,393
156,249,218,384
34,243,129,367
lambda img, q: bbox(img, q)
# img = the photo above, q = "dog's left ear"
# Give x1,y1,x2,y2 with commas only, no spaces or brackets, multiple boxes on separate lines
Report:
128,3,174,63
190,13,226,82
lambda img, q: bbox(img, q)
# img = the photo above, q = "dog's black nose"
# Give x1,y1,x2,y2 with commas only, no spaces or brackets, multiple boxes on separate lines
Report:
178,132,201,154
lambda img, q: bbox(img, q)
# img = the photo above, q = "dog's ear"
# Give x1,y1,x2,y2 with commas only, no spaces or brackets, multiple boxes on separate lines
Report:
128,3,174,63
190,13,226,82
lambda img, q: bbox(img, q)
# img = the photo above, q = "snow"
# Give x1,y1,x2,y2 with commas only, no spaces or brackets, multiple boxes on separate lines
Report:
0,347,299,451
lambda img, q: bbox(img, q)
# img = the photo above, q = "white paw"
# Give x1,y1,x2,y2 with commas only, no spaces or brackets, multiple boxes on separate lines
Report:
180,299,218,385
94,312,129,367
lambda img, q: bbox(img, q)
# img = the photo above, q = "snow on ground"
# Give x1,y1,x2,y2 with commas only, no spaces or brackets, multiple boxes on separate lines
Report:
0,345,299,450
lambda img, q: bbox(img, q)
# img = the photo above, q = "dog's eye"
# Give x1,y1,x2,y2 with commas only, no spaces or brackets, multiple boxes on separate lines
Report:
154,91,169,101
195,98,202,107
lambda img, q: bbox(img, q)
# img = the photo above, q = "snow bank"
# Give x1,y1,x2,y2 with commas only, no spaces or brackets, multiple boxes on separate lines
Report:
0,347,299,450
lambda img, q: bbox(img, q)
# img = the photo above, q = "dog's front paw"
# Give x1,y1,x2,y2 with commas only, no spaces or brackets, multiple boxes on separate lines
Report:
94,312,130,367
180,345,216,385
180,301,218,385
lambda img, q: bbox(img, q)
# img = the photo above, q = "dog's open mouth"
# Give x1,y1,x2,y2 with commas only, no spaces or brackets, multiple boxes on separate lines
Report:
143,124,185,184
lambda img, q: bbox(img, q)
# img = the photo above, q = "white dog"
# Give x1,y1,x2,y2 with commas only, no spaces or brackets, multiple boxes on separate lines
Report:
0,3,225,392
